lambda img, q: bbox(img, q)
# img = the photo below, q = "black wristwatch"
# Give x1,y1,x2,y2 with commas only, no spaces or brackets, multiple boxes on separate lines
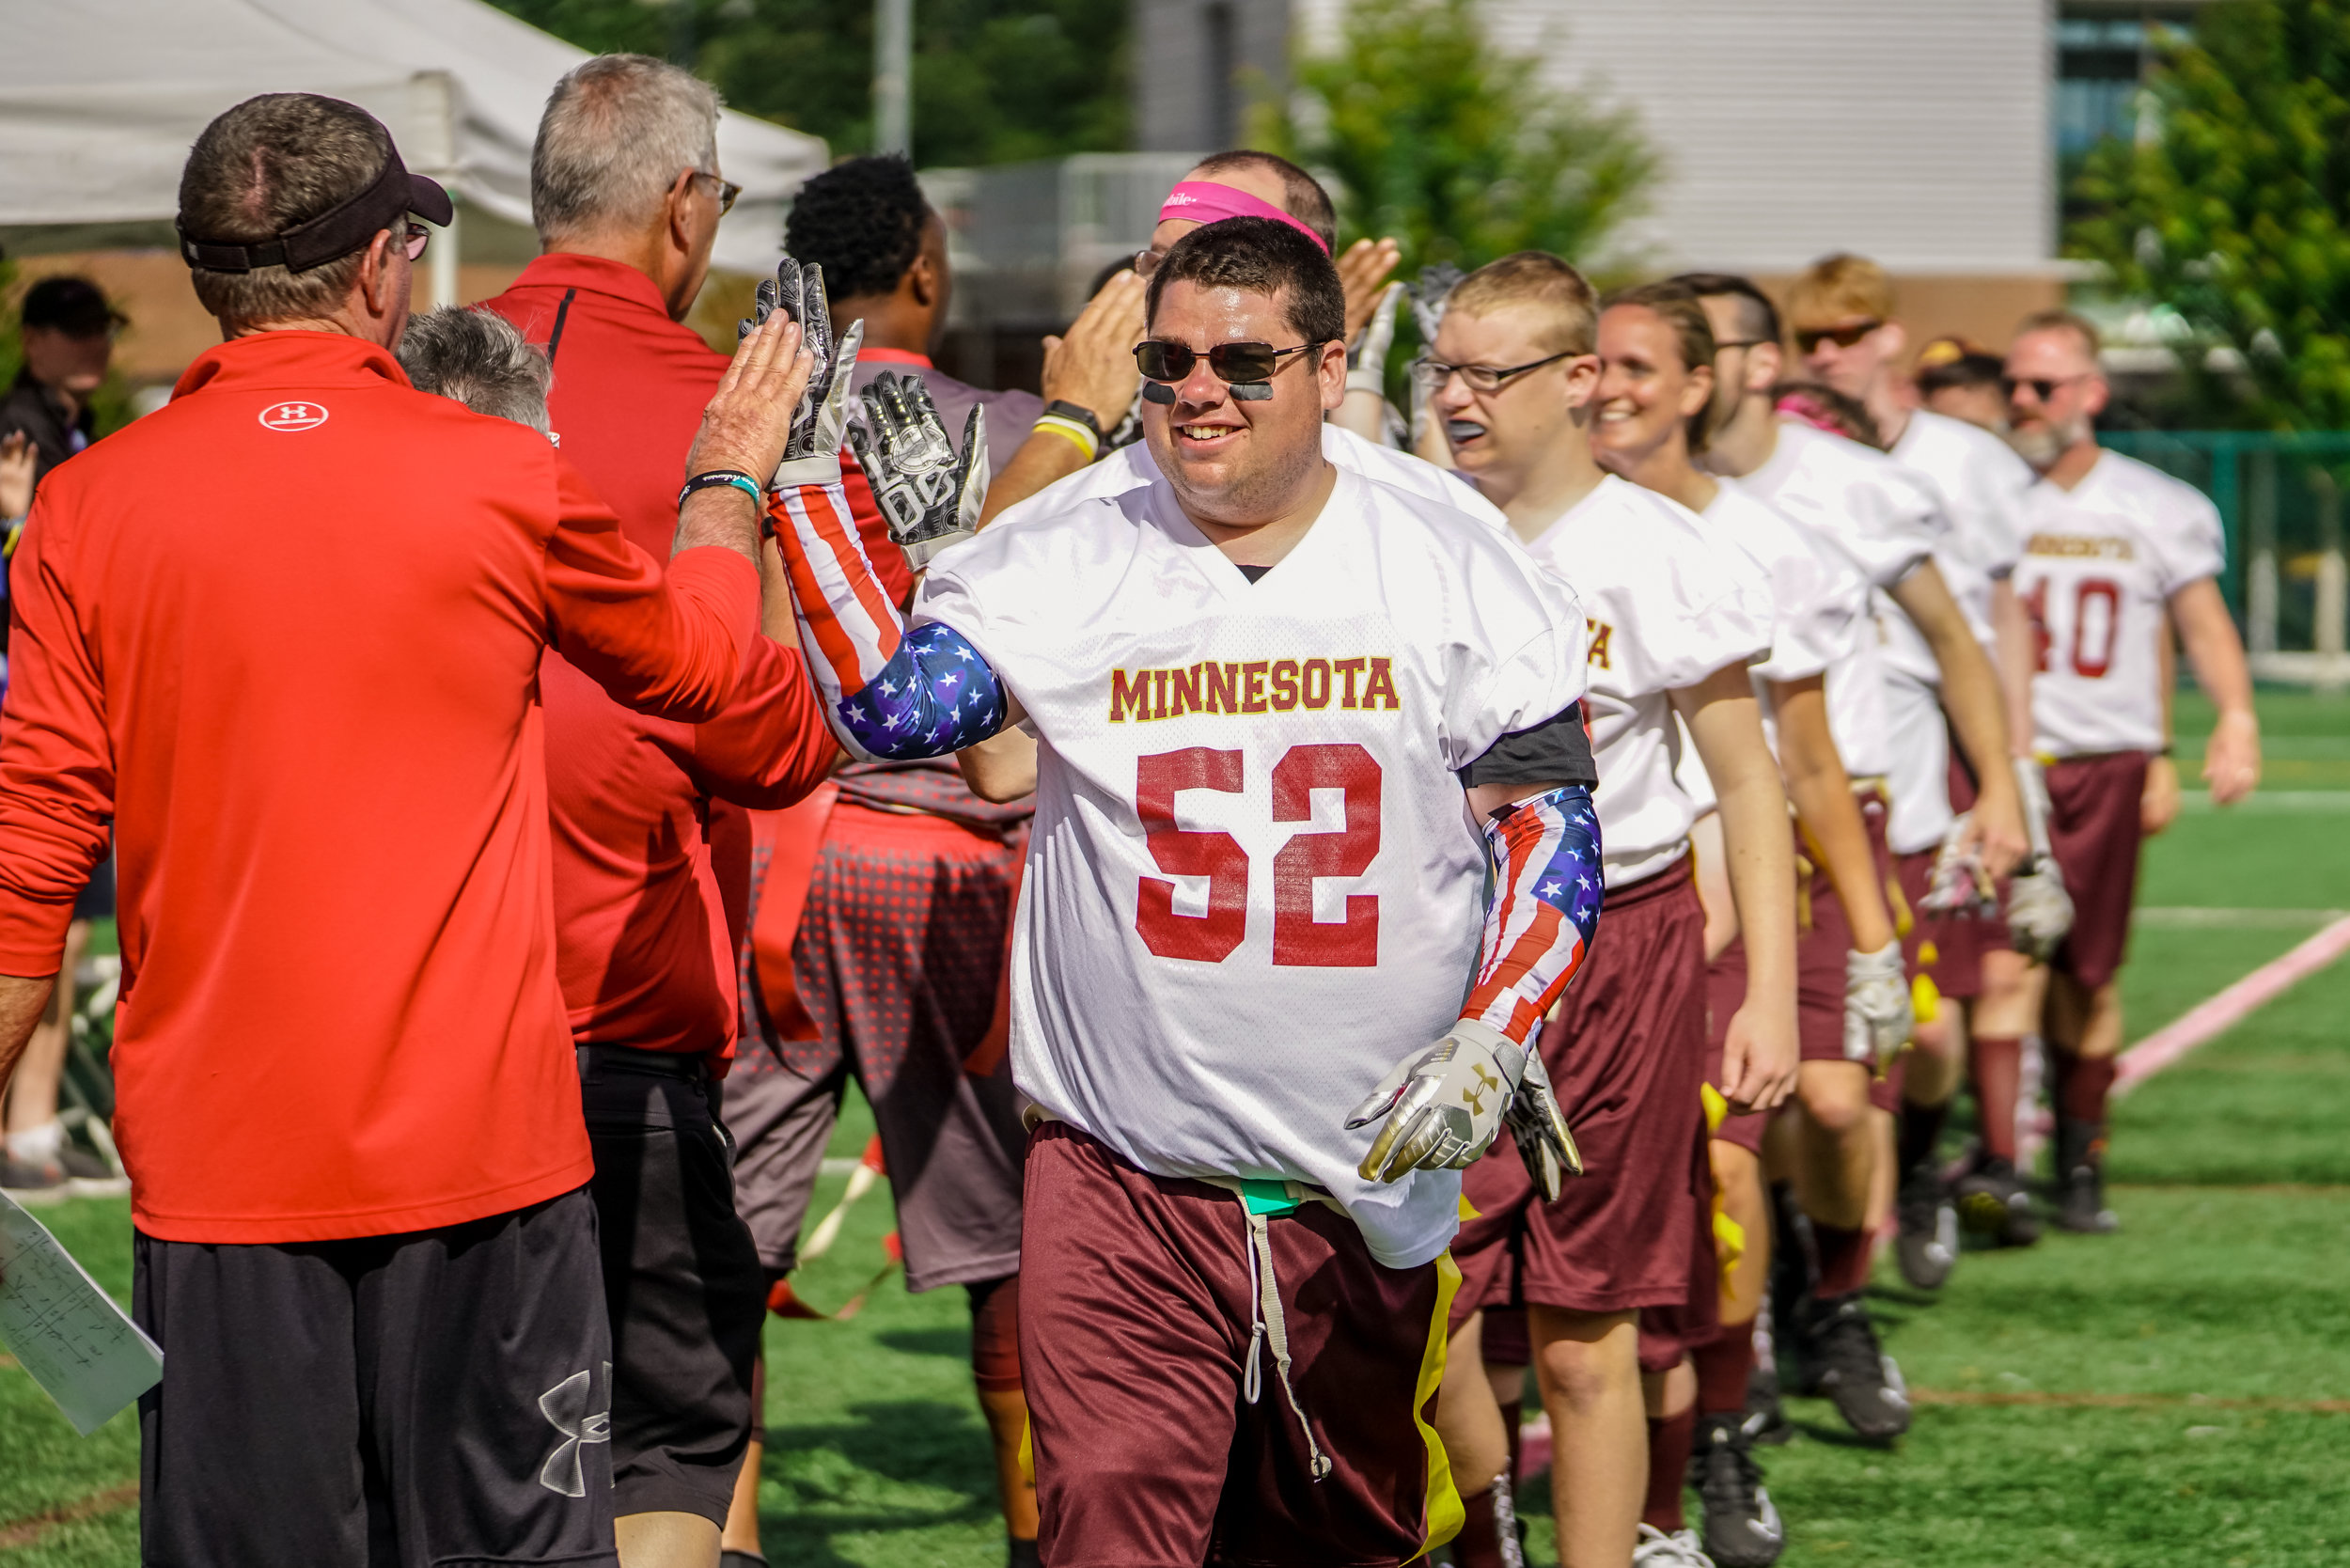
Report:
1043,400,1104,443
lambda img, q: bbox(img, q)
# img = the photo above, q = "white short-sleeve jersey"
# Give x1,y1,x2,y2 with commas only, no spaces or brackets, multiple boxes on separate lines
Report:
1739,423,1942,781
2016,449,2224,758
917,466,1589,1269
1677,478,1871,812
1876,411,2035,852
1519,478,1771,887
998,422,1510,533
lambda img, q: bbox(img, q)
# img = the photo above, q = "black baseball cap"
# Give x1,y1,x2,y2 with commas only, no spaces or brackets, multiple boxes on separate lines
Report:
20,276,123,337
177,108,452,274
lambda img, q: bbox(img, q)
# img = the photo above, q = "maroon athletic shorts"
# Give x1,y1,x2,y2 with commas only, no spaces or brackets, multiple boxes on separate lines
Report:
1021,1123,1456,1568
1635,1158,1720,1374
1448,869,1710,1331
1897,847,1985,1001
2045,751,2151,991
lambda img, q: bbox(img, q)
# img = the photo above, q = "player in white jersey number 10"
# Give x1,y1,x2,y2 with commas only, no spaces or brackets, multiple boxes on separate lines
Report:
758,219,1603,1566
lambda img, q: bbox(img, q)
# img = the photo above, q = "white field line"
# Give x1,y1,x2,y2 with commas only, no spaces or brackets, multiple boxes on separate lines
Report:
2134,906,2346,929
2178,791,2350,812
2112,914,2350,1096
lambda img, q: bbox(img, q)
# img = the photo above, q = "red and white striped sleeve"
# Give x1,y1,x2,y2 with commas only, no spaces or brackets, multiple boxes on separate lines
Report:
1458,786,1605,1045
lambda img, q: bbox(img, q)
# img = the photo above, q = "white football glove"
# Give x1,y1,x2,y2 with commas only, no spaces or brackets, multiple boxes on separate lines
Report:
738,256,864,490
2006,855,2076,964
847,370,988,570
1502,1048,1583,1200
1346,282,1405,398
1919,810,1998,919
1348,1019,1531,1184
1843,942,1914,1071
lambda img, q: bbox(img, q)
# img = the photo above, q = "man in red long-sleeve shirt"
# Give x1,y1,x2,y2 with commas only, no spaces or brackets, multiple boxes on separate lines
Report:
0,93,811,1568
477,55,839,1568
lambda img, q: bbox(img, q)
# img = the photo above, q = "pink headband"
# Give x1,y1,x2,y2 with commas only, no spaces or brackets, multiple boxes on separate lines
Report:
1157,180,1331,256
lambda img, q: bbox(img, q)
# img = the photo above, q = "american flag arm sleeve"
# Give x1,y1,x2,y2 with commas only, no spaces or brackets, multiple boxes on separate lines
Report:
765,479,1008,762
1458,785,1604,1046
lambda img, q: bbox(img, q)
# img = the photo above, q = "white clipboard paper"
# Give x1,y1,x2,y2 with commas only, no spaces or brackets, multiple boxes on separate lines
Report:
0,1189,162,1435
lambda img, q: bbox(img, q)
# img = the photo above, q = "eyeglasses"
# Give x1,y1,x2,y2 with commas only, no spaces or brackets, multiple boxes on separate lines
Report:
1792,319,1883,354
1714,338,1769,353
400,220,431,262
1408,349,1578,394
1135,338,1321,385
1133,246,1167,279
692,171,742,215
2001,372,2092,402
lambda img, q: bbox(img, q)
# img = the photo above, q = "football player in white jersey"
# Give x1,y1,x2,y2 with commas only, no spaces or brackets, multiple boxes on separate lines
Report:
2003,310,2260,1232
1418,255,1799,1568
1682,272,2029,1432
761,218,1604,1566
1592,281,1910,1515
1785,253,2063,1278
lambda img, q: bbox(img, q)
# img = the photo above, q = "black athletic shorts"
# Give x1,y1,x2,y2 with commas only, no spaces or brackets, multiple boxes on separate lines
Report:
133,1187,617,1568
579,1045,767,1524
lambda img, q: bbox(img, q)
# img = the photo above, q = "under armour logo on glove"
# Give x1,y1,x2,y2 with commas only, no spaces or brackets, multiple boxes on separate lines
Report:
537,1362,612,1497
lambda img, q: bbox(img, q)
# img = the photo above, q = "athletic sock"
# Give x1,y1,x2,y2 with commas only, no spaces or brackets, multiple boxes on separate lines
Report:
2054,1051,2117,1127
1811,1221,1872,1298
1692,1324,1756,1418
4,1119,64,1166
1449,1472,1520,1568
1968,1035,2024,1164
1642,1409,1696,1533
1897,1094,1949,1178
1006,1538,1041,1568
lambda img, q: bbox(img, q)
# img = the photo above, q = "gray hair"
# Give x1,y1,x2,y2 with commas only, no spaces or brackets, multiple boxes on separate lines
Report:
532,55,721,243
180,94,388,329
398,306,552,433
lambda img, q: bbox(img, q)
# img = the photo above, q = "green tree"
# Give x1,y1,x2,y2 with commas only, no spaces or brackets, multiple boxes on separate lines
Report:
2068,0,2350,430
1252,0,1654,275
490,0,1126,168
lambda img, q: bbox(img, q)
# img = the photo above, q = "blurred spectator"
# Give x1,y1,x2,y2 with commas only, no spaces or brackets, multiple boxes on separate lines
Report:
1913,336,2012,431
2,276,119,491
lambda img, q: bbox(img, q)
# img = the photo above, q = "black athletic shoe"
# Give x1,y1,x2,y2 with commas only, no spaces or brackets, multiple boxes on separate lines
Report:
2050,1118,2118,1234
1954,1155,2041,1247
1689,1413,1784,1567
1894,1165,1959,1291
1744,1355,1792,1447
1793,1292,1911,1441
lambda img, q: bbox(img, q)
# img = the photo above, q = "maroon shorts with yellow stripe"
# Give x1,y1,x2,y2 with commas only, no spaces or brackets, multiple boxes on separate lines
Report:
1021,1122,1458,1568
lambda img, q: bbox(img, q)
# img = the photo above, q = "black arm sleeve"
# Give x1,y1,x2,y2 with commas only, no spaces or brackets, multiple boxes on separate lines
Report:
1457,701,1598,789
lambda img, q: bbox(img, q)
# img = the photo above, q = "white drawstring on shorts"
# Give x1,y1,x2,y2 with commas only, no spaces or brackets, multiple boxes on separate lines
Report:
1238,1201,1333,1482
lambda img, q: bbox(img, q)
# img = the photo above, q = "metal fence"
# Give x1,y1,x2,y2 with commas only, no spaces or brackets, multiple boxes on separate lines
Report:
2102,431,2350,689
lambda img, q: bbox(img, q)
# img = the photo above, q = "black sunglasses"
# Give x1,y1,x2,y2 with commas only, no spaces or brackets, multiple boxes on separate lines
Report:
2001,372,2091,402
1792,319,1883,354
1135,339,1322,387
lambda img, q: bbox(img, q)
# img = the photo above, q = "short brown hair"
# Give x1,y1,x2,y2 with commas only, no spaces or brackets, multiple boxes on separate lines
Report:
2013,308,2102,362
1601,280,1719,448
1146,215,1345,348
1189,149,1338,251
1786,253,1895,326
1448,252,1598,356
179,94,390,329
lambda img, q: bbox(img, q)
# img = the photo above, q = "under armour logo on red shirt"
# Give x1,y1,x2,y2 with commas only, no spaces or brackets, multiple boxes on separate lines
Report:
258,401,329,431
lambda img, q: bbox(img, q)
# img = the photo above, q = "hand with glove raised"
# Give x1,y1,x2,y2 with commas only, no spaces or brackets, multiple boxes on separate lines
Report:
849,371,988,571
1843,941,1914,1073
737,255,865,489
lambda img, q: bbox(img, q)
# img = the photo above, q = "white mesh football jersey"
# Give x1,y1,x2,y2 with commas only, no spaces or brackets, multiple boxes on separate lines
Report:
1676,478,1870,812
918,466,1589,1269
998,421,1510,533
1877,411,2035,853
2016,450,2223,758
1520,478,1771,886
1739,422,1941,781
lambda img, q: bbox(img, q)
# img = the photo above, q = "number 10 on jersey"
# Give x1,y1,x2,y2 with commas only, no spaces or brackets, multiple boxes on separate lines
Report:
1136,745,1383,967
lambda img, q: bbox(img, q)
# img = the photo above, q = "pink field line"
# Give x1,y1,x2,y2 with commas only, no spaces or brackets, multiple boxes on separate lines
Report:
2112,915,2350,1096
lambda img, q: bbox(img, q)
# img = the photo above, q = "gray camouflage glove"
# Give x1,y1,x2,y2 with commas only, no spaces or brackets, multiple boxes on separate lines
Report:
1843,941,1914,1072
1346,283,1405,398
1919,810,1998,919
737,256,863,489
1349,1019,1531,1184
847,370,989,571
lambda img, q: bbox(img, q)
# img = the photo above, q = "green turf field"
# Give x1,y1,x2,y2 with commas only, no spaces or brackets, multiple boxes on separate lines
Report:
4,690,2345,1565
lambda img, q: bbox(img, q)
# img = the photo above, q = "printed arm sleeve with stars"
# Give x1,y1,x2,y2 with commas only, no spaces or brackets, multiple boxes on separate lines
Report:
763,478,1010,761
1461,784,1604,1043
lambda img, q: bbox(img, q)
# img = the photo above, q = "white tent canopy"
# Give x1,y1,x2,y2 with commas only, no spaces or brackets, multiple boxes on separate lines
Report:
0,0,826,278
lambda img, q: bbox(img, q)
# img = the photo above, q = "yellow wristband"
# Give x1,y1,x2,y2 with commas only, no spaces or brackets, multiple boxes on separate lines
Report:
1033,415,1100,463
